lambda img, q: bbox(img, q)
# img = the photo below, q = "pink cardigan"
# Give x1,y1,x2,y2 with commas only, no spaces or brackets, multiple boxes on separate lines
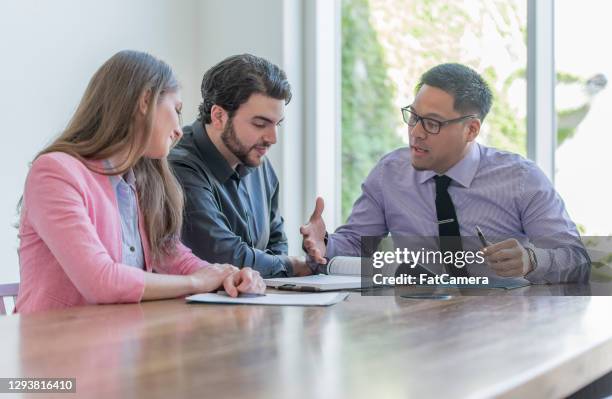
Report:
16,152,208,314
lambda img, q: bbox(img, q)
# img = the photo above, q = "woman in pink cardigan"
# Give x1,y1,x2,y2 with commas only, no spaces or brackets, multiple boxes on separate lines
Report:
16,50,265,314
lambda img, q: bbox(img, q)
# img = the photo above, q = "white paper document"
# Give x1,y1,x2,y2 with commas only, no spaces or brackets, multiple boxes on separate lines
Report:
186,292,349,306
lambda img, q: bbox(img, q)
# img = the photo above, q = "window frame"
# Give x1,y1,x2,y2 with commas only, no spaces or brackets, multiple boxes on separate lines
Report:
311,0,557,226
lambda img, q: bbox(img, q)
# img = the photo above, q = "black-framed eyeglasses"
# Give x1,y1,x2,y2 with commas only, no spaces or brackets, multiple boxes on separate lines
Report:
177,110,183,127
401,106,478,135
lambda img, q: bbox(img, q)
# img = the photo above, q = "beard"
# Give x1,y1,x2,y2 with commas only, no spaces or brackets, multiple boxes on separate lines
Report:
220,118,269,167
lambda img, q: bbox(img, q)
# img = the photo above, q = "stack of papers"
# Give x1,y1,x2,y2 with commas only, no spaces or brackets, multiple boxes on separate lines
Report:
264,274,363,291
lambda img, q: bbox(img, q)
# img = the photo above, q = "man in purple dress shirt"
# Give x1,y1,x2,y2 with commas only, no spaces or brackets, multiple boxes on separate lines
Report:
301,63,589,284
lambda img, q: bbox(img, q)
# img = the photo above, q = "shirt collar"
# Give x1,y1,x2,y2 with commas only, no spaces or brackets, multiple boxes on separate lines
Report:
105,160,136,189
192,120,254,183
416,142,481,188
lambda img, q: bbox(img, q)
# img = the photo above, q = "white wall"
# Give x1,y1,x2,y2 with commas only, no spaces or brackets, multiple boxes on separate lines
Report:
0,0,333,284
0,0,201,283
195,0,342,250
196,0,309,256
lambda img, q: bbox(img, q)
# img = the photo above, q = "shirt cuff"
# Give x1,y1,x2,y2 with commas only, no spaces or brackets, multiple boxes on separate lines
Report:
279,255,294,277
252,251,292,278
325,234,336,259
523,247,552,284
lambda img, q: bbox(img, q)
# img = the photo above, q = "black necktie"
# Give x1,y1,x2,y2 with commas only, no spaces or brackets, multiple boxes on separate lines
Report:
434,175,468,277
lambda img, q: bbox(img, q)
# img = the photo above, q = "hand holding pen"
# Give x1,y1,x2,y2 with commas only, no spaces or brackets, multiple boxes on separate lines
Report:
477,226,534,278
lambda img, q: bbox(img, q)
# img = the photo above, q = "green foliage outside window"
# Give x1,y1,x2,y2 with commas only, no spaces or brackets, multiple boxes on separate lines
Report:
341,0,527,222
341,0,404,222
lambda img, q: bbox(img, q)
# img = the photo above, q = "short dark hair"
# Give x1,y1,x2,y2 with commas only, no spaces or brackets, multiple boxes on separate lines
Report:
415,63,493,121
198,54,292,123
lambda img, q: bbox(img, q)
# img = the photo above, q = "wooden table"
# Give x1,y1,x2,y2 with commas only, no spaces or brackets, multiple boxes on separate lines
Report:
1,286,612,399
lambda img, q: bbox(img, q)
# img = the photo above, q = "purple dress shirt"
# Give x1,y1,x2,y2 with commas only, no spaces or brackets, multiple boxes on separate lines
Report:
327,143,589,283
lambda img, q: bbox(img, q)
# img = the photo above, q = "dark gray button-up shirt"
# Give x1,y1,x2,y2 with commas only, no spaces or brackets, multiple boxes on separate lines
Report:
169,121,293,277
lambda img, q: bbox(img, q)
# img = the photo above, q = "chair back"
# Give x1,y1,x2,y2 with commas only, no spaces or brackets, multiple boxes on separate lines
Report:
0,283,19,315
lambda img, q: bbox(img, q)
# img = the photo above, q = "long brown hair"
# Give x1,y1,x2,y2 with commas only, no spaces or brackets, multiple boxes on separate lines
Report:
35,50,184,262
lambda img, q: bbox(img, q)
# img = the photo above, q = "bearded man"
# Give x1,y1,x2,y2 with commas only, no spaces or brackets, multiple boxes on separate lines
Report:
170,54,311,278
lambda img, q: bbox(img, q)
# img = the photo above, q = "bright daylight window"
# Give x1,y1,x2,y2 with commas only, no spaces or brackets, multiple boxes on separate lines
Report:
341,0,527,222
554,1,612,236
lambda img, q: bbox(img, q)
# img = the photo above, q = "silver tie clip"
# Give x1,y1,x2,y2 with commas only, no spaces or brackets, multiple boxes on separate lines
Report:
437,218,455,224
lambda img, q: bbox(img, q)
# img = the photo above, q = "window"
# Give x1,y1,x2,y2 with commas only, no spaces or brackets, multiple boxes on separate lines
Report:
341,0,527,222
555,1,612,235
